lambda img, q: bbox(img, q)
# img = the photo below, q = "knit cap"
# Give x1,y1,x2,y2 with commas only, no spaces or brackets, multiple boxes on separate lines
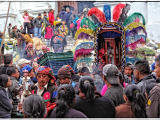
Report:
58,67,71,79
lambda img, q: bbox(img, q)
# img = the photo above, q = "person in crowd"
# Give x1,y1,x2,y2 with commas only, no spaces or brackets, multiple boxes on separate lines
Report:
17,33,26,59
8,23,12,37
22,94,46,118
57,66,79,94
73,76,115,118
145,83,157,100
146,55,160,118
23,10,30,33
77,66,83,76
54,15,62,29
29,17,34,37
34,13,43,38
101,71,128,96
71,14,78,38
66,7,72,36
11,26,18,39
134,60,156,97
7,66,20,118
83,5,90,18
43,11,49,26
51,29,65,53
76,13,84,30
81,67,104,93
49,84,87,118
38,46,48,58
124,62,135,84
18,59,31,77
20,25,24,33
103,64,125,107
59,7,67,21
44,24,53,47
23,43,37,61
0,54,13,75
21,31,33,44
115,84,146,118
49,9,54,30
0,74,13,118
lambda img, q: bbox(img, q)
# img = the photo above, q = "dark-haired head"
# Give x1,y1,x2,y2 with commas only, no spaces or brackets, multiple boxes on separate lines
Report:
62,7,65,11
79,76,95,101
155,55,160,79
9,23,11,27
21,31,26,35
0,74,11,87
7,66,19,77
50,9,53,12
134,60,150,81
4,54,13,65
22,94,46,118
124,62,134,77
81,67,90,76
56,84,75,118
124,84,146,118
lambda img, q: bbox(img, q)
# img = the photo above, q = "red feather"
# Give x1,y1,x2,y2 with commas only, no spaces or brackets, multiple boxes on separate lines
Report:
112,3,125,22
88,7,106,23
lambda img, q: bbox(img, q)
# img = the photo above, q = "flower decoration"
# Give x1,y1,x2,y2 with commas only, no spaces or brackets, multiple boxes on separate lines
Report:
43,92,51,102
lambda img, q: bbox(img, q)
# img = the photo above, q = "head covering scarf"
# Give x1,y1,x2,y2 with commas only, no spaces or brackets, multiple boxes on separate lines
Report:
36,66,56,84
62,65,75,74
42,46,47,50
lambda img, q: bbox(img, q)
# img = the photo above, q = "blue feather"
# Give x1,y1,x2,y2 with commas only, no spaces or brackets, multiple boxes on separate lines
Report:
103,4,111,22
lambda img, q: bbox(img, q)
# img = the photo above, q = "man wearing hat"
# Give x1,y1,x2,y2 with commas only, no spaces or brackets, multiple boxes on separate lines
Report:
103,64,125,107
58,67,79,94
33,13,43,38
18,59,31,77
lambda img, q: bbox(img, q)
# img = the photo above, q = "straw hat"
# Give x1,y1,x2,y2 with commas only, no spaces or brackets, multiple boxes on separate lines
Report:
32,37,45,50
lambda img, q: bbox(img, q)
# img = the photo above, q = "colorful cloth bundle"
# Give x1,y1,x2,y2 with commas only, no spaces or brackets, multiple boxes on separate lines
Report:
75,28,95,39
126,37,146,50
74,48,93,61
125,26,147,37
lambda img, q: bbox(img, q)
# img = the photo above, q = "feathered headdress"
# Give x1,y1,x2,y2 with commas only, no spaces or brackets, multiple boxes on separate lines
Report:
103,4,111,22
91,14,101,25
118,3,131,23
88,7,106,23
124,22,146,31
80,18,98,31
75,28,95,39
112,3,125,22
122,12,146,26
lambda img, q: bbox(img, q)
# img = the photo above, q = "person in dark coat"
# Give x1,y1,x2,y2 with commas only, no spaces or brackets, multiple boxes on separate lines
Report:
0,54,13,75
11,26,18,39
134,60,157,97
73,76,115,118
57,67,79,95
59,7,67,21
49,84,87,118
66,7,72,35
6,66,20,118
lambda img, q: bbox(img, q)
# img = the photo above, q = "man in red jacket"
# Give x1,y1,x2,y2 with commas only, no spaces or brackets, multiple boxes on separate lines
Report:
49,9,54,31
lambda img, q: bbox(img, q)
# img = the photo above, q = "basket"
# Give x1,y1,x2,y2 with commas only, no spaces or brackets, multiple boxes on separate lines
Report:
39,51,73,65
126,57,141,64
43,59,75,75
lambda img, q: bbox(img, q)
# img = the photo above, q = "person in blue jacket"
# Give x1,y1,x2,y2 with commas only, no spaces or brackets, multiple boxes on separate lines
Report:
71,14,79,38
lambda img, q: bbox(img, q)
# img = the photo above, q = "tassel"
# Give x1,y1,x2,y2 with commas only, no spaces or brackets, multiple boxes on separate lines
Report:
124,22,146,31
75,28,95,39
103,4,111,22
123,12,146,26
112,3,125,22
88,7,106,23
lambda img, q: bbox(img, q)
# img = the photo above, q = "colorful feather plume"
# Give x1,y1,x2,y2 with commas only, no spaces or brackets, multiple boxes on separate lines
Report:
112,3,125,22
88,7,106,23
122,12,146,26
103,4,111,22
75,42,94,51
91,14,101,25
77,32,94,40
75,28,95,40
124,22,146,31
118,3,131,23
80,18,98,31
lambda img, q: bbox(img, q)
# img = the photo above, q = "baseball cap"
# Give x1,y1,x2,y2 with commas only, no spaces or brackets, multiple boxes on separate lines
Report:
103,64,119,84
22,65,33,72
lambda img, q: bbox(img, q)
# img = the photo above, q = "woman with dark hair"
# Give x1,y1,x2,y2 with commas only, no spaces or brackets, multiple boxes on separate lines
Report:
50,29,65,53
22,94,46,118
73,76,115,118
115,84,146,118
0,74,13,118
49,84,87,118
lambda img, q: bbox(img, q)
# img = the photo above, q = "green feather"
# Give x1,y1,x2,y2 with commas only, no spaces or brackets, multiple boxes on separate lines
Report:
122,12,146,26
80,18,98,31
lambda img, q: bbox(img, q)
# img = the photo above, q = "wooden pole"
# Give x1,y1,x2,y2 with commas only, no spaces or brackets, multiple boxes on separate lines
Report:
0,2,11,54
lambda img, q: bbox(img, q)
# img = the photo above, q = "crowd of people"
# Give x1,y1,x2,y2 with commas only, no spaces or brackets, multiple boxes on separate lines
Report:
2,7,87,59
0,53,159,118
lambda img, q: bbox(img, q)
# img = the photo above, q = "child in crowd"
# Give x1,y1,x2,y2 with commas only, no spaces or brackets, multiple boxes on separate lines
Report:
0,74,13,118
76,13,84,30
44,24,53,47
54,15,62,29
